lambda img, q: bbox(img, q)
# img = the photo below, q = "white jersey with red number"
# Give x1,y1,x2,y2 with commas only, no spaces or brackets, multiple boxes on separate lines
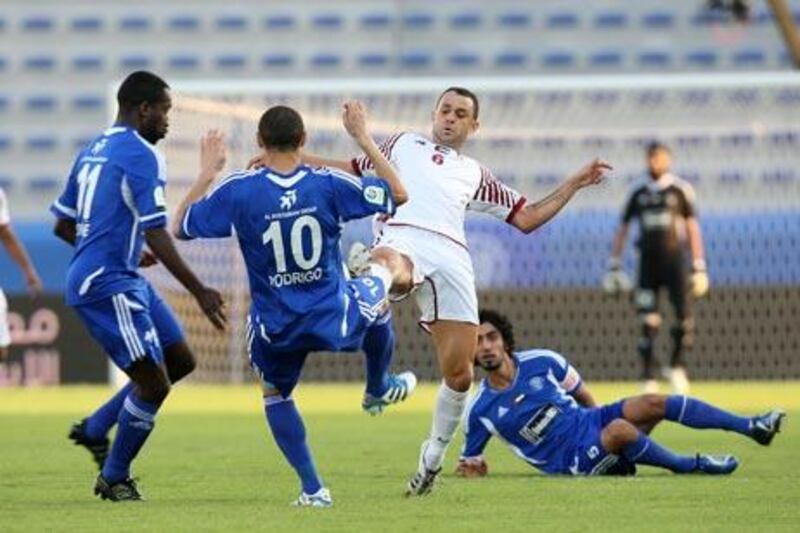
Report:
350,132,525,247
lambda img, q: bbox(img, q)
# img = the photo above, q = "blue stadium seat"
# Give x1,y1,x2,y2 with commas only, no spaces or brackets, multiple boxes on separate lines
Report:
719,171,744,185
312,14,343,30
0,95,8,113
71,55,104,71
21,16,54,32
264,15,296,30
28,177,60,192
681,89,712,106
215,54,247,69
638,50,672,68
400,51,433,68
727,88,759,105
675,134,711,148
358,53,390,68
691,9,728,26
494,51,528,68
546,12,578,29
732,48,766,66
762,169,795,184
589,50,622,68
0,135,11,151
0,18,5,32
448,52,480,68
534,173,560,186
119,16,152,32
168,16,200,32
168,55,200,70
216,16,247,31
719,132,754,147
685,49,718,68
25,95,57,112
262,54,293,68
0,56,6,72
679,169,701,184
0,177,12,191
641,11,675,28
594,12,627,29
450,12,482,29
496,12,531,28
402,13,435,29
776,88,800,105
72,95,104,111
25,135,58,151
72,136,94,150
24,55,57,72
542,50,575,68
584,91,620,106
768,131,799,146
582,135,615,149
360,13,392,29
71,17,103,32
120,55,152,69
310,53,341,68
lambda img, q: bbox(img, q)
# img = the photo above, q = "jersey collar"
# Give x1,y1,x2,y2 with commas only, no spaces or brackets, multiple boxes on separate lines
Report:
263,165,309,188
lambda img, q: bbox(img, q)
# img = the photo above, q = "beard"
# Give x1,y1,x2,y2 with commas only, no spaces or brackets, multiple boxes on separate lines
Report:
477,358,502,371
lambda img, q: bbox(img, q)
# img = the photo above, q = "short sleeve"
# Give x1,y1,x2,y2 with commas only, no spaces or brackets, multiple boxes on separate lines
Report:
124,150,168,230
468,166,526,223
541,350,583,393
179,175,237,240
349,133,404,177
676,180,697,218
0,188,10,225
621,189,639,223
461,398,492,459
50,156,81,221
329,169,396,222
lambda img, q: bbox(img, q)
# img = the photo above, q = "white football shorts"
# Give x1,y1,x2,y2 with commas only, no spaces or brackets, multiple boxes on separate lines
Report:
374,225,478,327
0,288,10,348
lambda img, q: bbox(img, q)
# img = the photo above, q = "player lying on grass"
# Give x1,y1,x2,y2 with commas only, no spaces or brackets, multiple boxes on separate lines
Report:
172,102,416,507
455,309,785,479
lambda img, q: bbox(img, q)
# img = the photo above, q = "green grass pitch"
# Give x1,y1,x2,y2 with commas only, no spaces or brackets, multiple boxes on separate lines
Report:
0,382,797,532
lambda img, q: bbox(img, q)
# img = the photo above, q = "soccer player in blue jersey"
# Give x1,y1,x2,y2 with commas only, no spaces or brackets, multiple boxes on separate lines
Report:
172,101,416,507
50,71,226,501
455,310,785,479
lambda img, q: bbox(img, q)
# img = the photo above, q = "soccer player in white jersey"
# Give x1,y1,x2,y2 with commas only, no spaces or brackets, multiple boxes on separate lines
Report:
251,87,612,495
0,186,43,360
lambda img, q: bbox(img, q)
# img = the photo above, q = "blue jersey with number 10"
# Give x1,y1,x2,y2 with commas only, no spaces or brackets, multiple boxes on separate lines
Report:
50,126,168,306
180,165,395,352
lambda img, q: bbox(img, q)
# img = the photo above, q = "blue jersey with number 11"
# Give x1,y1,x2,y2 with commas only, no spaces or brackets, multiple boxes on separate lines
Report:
50,126,168,306
179,165,395,352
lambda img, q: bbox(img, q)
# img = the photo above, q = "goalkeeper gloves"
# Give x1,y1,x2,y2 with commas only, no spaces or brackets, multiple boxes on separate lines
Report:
690,259,709,298
602,258,632,295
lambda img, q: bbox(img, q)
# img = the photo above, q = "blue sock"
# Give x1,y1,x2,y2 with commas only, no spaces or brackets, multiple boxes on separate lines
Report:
102,393,159,484
622,433,697,473
85,382,134,441
362,313,394,397
265,396,322,494
665,395,751,435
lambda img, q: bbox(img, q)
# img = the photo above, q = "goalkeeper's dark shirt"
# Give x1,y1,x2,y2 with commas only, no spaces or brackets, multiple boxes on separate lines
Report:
622,173,697,261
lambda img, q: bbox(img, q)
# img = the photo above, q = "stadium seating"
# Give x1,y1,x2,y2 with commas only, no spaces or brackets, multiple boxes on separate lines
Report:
0,0,795,210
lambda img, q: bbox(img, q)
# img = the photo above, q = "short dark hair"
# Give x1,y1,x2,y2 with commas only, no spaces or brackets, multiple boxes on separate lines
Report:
646,141,671,157
436,86,480,119
478,309,515,353
117,71,169,111
258,105,305,151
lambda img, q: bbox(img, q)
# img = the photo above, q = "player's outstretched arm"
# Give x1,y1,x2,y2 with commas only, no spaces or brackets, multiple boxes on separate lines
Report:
0,224,42,297
510,158,612,234
145,227,227,331
571,383,597,408
172,130,227,239
342,100,407,205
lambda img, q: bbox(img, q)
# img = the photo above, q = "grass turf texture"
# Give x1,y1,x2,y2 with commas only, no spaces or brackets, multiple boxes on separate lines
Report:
0,382,797,532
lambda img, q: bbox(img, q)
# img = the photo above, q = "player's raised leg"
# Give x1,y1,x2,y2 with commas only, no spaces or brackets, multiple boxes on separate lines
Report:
622,394,786,445
601,418,738,475
407,320,476,496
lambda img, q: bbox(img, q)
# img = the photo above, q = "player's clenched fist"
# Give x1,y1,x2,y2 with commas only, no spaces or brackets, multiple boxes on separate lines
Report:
192,285,227,332
569,158,613,189
455,457,488,478
342,100,369,142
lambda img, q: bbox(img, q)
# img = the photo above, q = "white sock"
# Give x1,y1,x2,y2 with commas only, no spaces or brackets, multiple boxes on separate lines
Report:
367,262,393,294
422,381,470,471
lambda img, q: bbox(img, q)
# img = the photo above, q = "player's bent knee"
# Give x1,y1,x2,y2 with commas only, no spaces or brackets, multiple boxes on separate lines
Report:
443,368,473,392
602,419,638,453
642,394,667,416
